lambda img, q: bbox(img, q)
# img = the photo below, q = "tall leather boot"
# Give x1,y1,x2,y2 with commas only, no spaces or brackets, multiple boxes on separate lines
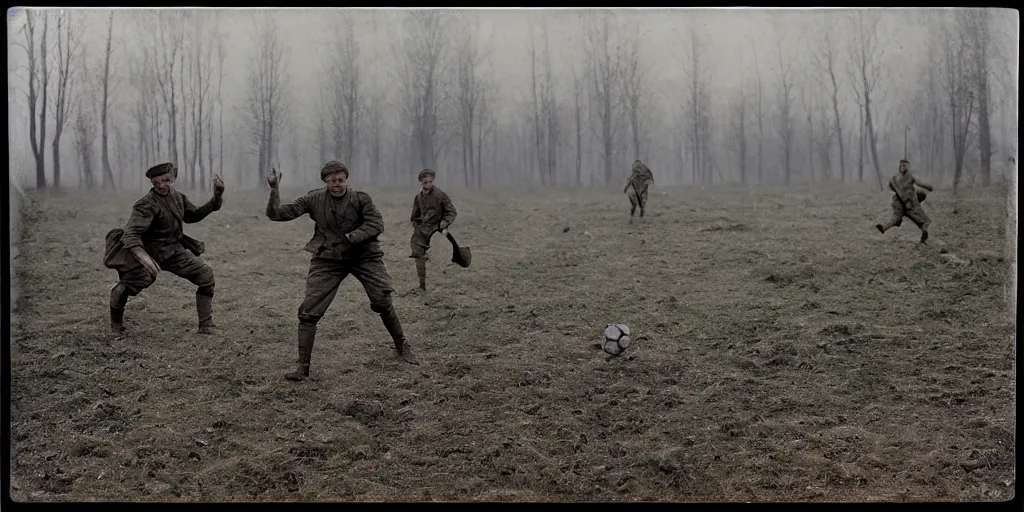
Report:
381,307,418,365
285,322,317,381
110,284,129,337
196,292,216,334
415,258,427,291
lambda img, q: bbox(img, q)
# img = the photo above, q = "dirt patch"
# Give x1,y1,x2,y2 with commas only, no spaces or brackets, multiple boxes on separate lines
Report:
9,184,1015,501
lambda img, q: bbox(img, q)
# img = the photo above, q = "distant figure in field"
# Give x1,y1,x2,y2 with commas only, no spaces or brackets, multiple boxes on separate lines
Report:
265,161,419,381
103,162,225,338
624,159,654,223
876,159,934,244
409,168,457,293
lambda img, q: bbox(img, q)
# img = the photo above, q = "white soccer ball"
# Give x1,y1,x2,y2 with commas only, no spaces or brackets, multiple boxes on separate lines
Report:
602,324,632,356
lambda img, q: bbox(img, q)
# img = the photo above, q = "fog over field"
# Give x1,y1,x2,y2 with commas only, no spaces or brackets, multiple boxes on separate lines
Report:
7,7,1018,191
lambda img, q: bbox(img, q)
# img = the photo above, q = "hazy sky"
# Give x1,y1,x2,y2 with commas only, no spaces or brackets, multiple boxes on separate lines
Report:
7,7,1019,189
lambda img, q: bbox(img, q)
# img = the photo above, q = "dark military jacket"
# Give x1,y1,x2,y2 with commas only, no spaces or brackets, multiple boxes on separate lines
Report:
266,187,385,261
411,187,457,236
104,188,221,268
889,172,932,209
627,162,654,194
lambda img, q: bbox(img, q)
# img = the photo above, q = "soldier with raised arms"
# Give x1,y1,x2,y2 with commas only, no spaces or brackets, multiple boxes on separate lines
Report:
265,161,419,381
103,162,224,338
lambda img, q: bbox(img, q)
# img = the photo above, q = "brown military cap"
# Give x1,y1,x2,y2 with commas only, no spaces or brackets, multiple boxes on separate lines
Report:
418,169,436,181
320,161,349,181
145,162,175,179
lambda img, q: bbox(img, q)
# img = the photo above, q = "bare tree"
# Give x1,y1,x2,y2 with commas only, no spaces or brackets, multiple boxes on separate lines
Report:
393,10,452,172
730,87,748,184
51,11,79,190
569,61,585,187
683,27,712,184
457,13,489,187
365,89,386,182
474,68,497,188
943,12,977,194
799,79,814,181
244,14,289,187
847,10,887,190
205,13,222,192
73,48,96,190
619,18,650,162
90,12,118,189
528,16,560,187
749,35,765,184
316,87,330,165
965,9,993,185
127,41,160,180
216,23,226,177
150,11,183,170
73,112,95,190
922,39,944,177
772,19,795,186
583,11,622,185
180,15,195,187
810,13,846,182
188,16,215,191
22,10,51,189
325,13,361,166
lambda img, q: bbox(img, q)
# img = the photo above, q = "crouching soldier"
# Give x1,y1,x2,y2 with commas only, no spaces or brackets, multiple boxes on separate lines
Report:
624,159,654,223
409,168,457,292
103,163,224,337
265,161,419,381
876,159,934,243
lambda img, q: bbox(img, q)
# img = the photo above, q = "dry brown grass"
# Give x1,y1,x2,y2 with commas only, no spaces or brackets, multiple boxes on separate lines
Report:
9,183,1015,502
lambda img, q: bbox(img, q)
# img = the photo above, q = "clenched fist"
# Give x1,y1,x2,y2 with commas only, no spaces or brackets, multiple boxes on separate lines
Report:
267,168,282,188
213,173,225,196
131,247,160,279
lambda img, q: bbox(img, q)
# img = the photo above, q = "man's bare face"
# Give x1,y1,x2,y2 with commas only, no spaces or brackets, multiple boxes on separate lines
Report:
420,175,435,191
151,173,175,195
899,162,909,174
325,172,348,197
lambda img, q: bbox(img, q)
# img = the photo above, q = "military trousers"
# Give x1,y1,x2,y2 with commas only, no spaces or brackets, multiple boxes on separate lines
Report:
297,256,397,324
887,191,930,230
117,242,216,297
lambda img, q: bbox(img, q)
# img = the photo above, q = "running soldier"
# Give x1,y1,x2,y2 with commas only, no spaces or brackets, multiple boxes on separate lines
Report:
103,162,224,337
875,159,934,244
409,169,457,292
265,161,419,381
624,159,654,223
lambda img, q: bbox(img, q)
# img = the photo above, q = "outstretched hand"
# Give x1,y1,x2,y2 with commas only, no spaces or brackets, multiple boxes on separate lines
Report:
213,173,225,195
267,168,282,188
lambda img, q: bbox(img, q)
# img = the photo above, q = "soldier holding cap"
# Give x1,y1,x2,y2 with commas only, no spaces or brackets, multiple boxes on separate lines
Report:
103,162,225,337
265,161,419,381
409,168,457,292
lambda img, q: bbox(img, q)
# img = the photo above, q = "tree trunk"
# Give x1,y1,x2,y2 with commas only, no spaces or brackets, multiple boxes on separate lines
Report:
858,103,865,182
101,12,115,190
976,35,992,186
864,89,885,191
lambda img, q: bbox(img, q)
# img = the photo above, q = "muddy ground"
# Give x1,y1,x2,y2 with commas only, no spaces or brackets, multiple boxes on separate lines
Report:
8,183,1016,502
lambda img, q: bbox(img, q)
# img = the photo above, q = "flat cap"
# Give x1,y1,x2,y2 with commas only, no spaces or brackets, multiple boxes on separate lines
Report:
320,161,349,181
146,162,175,179
417,169,436,181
